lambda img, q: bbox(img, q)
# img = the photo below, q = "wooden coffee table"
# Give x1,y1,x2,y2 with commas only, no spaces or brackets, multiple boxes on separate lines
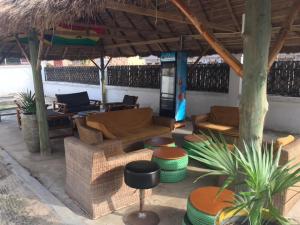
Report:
144,137,176,149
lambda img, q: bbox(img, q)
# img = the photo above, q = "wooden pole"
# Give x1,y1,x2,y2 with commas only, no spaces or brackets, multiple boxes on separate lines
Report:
170,0,243,77
15,35,30,62
268,0,300,69
100,50,106,104
28,29,51,155
239,0,271,150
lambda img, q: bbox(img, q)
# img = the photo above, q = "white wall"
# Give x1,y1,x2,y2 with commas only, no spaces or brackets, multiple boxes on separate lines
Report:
2,64,300,134
0,65,34,96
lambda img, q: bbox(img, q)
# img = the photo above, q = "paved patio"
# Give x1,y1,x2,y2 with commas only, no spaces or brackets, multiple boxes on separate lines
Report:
0,115,300,225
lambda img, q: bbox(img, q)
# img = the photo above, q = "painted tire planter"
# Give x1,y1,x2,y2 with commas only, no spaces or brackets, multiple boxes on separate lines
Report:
144,137,176,149
186,186,234,225
160,168,187,183
182,213,193,225
152,154,188,170
21,114,40,153
152,147,188,183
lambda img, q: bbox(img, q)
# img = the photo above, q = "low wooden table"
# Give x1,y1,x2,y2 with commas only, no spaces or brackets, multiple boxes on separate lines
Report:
144,137,175,149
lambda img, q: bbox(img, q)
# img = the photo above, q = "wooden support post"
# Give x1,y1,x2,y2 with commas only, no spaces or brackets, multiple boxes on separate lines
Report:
170,0,243,77
268,0,300,69
239,0,271,150
28,29,51,155
100,50,106,104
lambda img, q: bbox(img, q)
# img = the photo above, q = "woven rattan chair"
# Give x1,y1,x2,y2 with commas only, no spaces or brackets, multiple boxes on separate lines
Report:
64,136,153,219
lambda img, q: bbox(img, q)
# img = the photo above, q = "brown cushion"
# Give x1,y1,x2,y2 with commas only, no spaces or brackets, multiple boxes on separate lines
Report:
276,135,295,149
86,120,117,140
121,126,170,145
86,108,153,135
197,122,239,137
209,106,239,127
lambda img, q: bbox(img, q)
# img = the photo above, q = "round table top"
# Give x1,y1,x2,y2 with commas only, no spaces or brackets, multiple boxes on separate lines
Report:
184,134,210,143
144,137,174,147
189,186,234,216
153,147,187,160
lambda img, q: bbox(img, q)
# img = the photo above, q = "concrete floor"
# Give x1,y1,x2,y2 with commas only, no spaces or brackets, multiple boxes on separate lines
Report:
0,115,300,225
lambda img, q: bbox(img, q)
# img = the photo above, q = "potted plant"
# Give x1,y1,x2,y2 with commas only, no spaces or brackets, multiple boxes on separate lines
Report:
18,91,39,153
190,133,300,225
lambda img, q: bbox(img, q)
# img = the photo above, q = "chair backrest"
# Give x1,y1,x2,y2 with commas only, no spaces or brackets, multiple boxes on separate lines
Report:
56,92,90,107
122,95,138,105
209,106,239,127
86,107,153,136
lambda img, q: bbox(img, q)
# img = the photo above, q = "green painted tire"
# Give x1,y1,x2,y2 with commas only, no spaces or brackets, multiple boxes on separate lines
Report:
183,140,210,157
160,168,187,183
144,143,176,149
182,213,193,225
187,199,215,225
153,155,188,170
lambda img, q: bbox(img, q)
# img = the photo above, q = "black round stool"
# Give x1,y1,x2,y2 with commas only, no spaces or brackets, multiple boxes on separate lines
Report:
124,160,160,225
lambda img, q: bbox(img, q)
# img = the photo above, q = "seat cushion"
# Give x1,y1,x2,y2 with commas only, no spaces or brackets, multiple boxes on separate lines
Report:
197,122,239,137
56,92,90,107
68,104,100,113
121,125,170,145
209,106,239,127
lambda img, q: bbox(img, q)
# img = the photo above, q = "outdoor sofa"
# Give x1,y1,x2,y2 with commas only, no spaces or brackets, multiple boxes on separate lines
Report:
79,107,174,150
192,105,239,142
64,136,153,219
53,91,101,114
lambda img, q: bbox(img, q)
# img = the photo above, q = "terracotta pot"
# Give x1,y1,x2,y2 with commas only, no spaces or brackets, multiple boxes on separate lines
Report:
21,114,40,153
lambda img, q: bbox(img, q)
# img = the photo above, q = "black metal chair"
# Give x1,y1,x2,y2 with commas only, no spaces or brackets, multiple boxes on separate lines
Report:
123,160,160,225
104,95,139,112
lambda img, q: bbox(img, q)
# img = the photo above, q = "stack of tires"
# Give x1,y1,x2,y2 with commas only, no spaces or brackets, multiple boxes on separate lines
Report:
152,147,188,183
183,186,234,225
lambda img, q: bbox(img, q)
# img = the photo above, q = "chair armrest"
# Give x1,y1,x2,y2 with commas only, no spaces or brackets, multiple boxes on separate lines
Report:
280,139,300,165
153,116,175,131
53,101,68,113
191,113,209,133
106,149,153,167
89,99,101,106
65,137,106,183
76,123,104,145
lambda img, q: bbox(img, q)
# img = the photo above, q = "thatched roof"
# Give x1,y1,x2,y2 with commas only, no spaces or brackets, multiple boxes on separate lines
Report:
0,0,299,60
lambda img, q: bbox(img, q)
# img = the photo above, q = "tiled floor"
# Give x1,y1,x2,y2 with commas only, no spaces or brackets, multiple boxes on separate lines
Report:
0,115,299,225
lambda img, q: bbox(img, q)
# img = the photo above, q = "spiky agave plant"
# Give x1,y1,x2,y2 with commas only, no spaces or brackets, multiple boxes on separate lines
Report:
18,90,36,114
190,132,300,225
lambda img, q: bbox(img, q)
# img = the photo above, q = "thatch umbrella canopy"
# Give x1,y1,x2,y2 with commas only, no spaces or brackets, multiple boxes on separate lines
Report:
0,0,299,60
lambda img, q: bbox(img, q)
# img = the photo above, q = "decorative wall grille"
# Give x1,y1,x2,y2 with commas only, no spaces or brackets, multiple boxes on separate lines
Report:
107,64,230,93
45,67,99,85
107,65,160,89
268,61,300,97
187,63,230,93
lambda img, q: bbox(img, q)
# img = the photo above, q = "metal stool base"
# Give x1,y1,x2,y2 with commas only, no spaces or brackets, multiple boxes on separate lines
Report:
123,211,160,225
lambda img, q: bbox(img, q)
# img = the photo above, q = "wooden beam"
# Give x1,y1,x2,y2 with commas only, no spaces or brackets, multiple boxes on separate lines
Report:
188,47,209,74
104,1,235,32
105,37,180,49
104,57,112,69
90,58,101,70
268,0,300,69
170,0,243,77
225,0,240,31
15,35,30,62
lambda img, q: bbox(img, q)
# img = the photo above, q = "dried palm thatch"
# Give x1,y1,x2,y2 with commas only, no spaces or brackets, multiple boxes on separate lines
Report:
0,0,299,60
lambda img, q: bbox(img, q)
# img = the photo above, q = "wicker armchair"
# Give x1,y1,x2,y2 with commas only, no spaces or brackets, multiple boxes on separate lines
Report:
64,136,153,219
